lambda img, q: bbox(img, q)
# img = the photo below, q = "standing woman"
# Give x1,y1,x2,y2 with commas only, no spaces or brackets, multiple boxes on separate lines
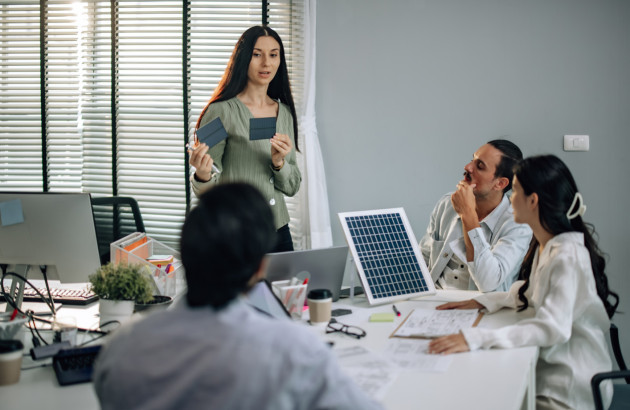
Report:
428,155,618,410
189,26,301,252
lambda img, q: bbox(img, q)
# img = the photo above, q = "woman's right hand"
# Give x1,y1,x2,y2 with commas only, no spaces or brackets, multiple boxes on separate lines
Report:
435,299,484,310
188,143,214,182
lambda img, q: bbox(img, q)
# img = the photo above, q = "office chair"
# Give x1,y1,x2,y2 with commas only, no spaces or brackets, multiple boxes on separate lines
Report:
591,323,630,410
91,196,146,265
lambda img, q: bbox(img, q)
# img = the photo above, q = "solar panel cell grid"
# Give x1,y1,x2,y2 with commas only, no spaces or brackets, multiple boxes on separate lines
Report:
339,209,435,304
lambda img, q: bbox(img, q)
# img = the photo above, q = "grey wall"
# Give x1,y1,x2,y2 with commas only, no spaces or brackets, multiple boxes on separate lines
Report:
316,0,630,354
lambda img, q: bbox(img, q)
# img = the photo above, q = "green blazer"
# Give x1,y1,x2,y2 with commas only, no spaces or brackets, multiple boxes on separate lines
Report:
191,97,301,229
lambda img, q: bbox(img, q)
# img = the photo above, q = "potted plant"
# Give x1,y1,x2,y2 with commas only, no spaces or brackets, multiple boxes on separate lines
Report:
89,262,154,328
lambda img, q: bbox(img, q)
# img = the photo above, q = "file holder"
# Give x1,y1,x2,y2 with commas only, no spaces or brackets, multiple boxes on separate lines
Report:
271,280,307,320
110,233,182,297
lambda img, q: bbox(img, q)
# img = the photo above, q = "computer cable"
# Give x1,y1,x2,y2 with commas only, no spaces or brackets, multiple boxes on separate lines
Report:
39,265,58,316
1,271,57,315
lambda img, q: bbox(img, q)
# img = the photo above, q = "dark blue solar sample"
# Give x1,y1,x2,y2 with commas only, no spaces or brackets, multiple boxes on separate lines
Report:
344,212,429,299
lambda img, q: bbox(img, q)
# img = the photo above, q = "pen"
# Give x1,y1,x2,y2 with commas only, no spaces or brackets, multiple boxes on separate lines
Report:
392,305,401,317
186,143,221,174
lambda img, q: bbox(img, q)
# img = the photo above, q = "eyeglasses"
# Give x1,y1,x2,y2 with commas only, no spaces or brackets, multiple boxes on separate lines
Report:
326,318,367,339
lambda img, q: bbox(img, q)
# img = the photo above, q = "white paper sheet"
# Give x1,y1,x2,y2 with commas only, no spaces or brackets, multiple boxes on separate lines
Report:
381,338,453,372
335,345,400,400
393,308,480,338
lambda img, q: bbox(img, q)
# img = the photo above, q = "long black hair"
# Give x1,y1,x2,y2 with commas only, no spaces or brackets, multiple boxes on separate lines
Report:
196,25,299,151
180,183,277,309
514,155,618,318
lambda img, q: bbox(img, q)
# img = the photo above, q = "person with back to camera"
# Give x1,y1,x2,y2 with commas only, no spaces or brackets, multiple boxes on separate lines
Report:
428,155,619,410
93,183,383,410
420,139,532,292
188,25,301,252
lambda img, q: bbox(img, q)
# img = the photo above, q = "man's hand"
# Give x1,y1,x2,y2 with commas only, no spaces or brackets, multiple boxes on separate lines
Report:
451,180,476,218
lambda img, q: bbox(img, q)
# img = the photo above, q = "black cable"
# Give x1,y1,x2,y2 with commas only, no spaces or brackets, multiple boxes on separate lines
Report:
2,270,109,347
1,270,56,315
77,331,109,347
40,265,57,316
27,313,49,346
22,362,53,371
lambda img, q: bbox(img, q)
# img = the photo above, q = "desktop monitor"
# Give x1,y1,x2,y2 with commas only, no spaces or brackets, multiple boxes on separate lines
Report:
0,192,101,284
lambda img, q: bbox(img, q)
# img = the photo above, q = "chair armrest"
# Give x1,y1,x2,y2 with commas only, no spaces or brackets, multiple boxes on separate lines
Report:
591,370,630,410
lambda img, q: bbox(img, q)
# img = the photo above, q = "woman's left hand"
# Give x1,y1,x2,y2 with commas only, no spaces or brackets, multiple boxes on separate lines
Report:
428,333,470,355
270,133,292,169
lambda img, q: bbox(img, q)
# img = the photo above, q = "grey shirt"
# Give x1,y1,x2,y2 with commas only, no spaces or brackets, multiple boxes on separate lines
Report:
93,298,382,410
419,194,532,292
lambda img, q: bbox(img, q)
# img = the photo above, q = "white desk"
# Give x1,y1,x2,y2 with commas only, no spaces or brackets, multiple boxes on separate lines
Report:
1,290,538,410
324,290,538,410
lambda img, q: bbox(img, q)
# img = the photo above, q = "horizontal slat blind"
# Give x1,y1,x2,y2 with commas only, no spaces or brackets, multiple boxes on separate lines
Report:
80,0,113,196
0,1,42,191
116,0,186,248
45,0,84,192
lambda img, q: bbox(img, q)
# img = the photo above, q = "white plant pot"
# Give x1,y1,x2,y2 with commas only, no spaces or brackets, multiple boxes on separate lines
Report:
99,299,135,328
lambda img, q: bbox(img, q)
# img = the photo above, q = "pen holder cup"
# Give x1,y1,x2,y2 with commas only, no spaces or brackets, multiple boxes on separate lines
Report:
271,280,308,320
0,313,28,342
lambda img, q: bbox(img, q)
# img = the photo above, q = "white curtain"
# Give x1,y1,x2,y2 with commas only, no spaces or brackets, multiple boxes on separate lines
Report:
301,0,333,248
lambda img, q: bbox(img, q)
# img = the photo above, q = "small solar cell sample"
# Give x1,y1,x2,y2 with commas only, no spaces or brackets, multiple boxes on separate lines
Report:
340,209,434,304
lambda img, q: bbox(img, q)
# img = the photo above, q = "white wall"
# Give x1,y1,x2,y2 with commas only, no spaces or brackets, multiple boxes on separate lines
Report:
316,0,630,355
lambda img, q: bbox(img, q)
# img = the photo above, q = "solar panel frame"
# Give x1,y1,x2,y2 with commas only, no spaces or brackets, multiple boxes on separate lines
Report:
338,208,436,305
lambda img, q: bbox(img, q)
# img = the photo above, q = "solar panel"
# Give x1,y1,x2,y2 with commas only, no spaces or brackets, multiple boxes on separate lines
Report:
338,208,435,305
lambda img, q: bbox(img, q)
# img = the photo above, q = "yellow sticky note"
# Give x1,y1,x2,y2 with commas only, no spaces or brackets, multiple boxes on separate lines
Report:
369,312,395,322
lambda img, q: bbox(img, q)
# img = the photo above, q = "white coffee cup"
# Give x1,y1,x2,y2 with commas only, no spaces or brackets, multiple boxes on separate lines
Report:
0,340,23,386
307,289,333,325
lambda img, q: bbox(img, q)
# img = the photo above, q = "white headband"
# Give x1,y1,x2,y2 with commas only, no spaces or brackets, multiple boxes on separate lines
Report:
566,192,587,220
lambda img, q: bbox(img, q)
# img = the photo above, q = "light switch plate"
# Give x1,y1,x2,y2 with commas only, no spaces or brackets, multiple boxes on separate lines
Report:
563,135,589,151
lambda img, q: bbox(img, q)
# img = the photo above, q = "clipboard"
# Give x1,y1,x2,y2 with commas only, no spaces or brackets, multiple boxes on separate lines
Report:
196,117,228,148
249,117,276,140
389,308,484,339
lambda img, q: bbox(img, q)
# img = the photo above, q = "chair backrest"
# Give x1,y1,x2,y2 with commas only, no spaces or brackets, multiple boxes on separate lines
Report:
610,323,630,383
91,196,146,265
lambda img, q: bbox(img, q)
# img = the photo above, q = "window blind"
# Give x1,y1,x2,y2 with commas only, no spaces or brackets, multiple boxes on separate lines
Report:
45,0,85,192
79,0,113,196
0,0,307,251
0,0,42,191
115,1,186,247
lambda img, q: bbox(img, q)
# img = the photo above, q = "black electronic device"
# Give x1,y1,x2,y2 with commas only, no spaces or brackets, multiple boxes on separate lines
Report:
52,345,102,386
331,308,352,317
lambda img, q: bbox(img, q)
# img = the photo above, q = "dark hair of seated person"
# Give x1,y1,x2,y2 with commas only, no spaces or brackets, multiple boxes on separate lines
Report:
180,183,277,309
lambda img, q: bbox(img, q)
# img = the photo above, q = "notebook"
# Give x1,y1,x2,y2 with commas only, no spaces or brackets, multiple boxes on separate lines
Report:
265,246,349,302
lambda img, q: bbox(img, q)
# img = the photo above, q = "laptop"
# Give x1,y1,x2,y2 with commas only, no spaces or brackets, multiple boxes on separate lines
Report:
265,246,349,302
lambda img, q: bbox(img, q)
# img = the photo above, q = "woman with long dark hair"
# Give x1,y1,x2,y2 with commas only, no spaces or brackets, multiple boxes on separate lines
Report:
189,26,301,252
428,155,618,410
